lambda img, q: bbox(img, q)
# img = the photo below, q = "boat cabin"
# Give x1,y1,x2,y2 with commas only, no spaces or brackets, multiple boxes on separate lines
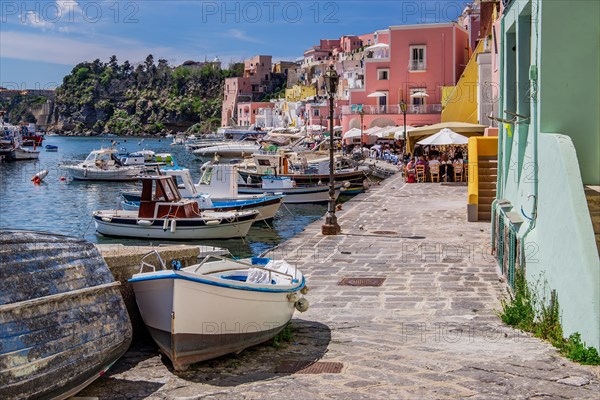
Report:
83,149,126,169
138,175,199,218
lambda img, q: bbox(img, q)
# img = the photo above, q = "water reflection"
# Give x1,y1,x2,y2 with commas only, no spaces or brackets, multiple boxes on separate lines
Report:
0,136,327,257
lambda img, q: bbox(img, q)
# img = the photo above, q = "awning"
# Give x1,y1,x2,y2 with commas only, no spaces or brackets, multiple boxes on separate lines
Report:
365,43,389,51
367,91,387,98
410,91,429,98
417,128,469,145
405,121,487,153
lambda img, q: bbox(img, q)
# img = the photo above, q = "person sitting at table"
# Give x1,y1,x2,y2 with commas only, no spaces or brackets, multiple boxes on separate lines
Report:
405,158,416,183
440,153,454,182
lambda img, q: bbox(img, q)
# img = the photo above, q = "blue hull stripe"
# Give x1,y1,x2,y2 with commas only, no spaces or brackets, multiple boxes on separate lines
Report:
129,272,305,293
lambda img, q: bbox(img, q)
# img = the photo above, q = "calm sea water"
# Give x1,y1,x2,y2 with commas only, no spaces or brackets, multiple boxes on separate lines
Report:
0,136,327,258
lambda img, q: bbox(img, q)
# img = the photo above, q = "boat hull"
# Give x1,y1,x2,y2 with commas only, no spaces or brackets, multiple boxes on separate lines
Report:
93,211,257,240
66,165,143,181
131,272,298,370
0,230,132,399
12,148,40,160
238,185,341,204
238,168,370,186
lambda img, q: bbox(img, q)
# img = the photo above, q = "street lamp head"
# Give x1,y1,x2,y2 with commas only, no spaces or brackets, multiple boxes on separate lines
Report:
324,65,339,97
399,100,407,114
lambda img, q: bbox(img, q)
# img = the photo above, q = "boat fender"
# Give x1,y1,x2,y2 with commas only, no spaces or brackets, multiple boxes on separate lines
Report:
137,219,153,226
205,219,221,225
32,176,41,185
163,218,169,231
170,219,177,233
101,217,112,222
295,297,309,312
171,260,182,271
300,286,309,295
343,181,351,188
287,293,298,303
83,168,87,177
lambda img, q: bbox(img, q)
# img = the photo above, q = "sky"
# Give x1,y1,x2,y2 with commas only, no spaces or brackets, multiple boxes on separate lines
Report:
0,0,465,89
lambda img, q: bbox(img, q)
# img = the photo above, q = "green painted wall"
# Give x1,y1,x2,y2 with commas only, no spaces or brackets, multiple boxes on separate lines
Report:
498,0,600,350
539,0,600,185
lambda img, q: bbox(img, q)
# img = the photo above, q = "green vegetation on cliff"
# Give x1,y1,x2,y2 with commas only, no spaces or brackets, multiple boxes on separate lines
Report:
53,55,242,135
0,94,48,124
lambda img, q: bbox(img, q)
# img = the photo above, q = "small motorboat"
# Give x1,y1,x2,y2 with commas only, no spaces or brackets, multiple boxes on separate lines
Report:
0,230,132,399
61,148,145,181
12,145,40,160
130,251,309,371
45,144,58,152
121,166,284,221
94,175,259,240
239,176,343,204
193,141,260,162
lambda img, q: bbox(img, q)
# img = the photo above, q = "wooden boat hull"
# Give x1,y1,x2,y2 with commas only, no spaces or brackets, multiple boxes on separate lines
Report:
93,210,257,240
0,230,132,399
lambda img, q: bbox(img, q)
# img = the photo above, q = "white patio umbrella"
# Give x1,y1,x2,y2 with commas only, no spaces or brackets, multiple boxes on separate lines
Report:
365,43,389,51
417,128,469,146
389,125,416,140
367,91,387,98
342,128,363,139
410,91,429,98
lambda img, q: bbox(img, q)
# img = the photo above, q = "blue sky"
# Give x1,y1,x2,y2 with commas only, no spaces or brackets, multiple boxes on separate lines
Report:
1,1,464,89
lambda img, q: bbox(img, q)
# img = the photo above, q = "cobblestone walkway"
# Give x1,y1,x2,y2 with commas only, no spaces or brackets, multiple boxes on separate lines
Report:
81,175,599,399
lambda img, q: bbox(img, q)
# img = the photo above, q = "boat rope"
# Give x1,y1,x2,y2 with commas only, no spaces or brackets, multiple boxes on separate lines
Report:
281,202,294,217
80,216,95,238
0,281,121,312
256,209,272,229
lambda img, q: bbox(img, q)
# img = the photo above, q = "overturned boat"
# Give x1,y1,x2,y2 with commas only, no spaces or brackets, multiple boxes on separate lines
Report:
0,230,132,399
130,251,309,371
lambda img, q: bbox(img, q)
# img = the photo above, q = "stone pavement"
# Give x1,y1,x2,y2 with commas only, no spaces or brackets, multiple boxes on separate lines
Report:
80,175,599,399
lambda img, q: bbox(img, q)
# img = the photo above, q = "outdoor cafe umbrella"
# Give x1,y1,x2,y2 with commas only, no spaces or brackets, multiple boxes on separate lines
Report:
417,128,469,146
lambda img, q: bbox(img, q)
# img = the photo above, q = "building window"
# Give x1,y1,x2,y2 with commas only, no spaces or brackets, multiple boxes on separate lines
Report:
377,69,389,80
410,88,427,112
313,109,320,117
409,46,426,71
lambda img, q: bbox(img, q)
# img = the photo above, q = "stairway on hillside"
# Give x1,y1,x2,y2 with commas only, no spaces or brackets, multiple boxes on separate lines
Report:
584,186,600,256
477,156,498,221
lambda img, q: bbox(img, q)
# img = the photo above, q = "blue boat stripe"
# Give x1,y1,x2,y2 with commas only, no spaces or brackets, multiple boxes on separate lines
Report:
129,272,305,293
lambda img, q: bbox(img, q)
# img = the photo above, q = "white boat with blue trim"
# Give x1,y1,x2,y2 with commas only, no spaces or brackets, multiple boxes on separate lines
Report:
239,176,342,204
93,175,258,240
130,251,309,371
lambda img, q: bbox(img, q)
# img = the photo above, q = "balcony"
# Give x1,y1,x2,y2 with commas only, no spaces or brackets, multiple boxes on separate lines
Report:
342,104,442,115
408,60,426,71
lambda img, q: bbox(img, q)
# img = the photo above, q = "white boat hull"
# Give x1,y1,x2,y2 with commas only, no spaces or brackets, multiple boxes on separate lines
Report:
12,148,40,160
93,211,256,239
130,265,303,370
65,165,143,181
238,186,341,204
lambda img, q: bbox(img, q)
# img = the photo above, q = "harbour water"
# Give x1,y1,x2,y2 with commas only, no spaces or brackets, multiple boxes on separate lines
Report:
0,136,327,258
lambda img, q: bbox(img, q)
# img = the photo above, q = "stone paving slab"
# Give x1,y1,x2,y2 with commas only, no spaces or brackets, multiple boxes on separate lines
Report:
80,175,599,399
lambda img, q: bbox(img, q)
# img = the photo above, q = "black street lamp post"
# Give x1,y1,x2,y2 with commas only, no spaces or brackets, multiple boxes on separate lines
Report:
399,100,408,158
359,107,365,147
322,65,341,235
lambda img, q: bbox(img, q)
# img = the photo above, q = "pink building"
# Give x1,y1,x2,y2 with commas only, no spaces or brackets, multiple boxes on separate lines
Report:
222,55,273,126
341,22,470,132
237,102,274,127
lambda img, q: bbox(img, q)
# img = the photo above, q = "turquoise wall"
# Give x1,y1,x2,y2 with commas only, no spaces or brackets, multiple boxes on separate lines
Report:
499,0,600,350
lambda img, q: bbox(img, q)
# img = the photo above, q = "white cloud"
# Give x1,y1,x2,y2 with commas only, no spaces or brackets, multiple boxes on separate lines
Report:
0,31,189,66
24,11,54,30
225,29,263,43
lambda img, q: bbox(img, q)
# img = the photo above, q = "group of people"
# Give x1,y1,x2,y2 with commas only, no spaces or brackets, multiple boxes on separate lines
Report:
403,145,468,183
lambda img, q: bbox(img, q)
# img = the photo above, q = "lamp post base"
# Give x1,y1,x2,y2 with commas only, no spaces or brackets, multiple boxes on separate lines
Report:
321,212,341,235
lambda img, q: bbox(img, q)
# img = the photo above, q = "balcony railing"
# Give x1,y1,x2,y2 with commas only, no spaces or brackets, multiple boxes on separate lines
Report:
408,60,426,71
342,104,442,115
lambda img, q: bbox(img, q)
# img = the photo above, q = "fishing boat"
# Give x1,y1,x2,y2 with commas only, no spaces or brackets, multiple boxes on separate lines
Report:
130,250,309,371
238,150,372,187
0,230,132,399
12,145,40,160
122,166,283,221
239,176,343,204
94,175,258,240
61,148,146,181
45,144,58,152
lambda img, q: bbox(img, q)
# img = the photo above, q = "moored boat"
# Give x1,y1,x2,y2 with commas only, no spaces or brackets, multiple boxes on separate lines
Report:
45,144,58,152
130,251,309,370
0,230,132,399
12,146,40,160
94,175,259,240
61,148,145,181
239,176,343,204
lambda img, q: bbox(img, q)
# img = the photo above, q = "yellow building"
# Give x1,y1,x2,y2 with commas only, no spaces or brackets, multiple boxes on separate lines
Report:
285,85,316,102
441,40,484,124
